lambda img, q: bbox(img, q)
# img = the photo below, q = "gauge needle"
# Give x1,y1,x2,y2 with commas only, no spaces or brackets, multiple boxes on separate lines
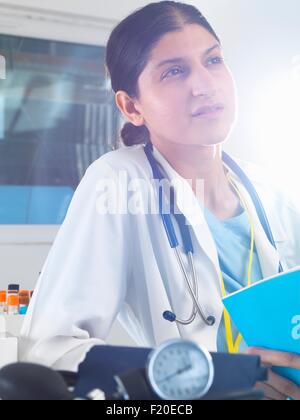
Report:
157,364,192,384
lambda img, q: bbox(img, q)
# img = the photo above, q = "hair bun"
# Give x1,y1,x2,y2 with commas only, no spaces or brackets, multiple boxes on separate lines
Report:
121,123,150,146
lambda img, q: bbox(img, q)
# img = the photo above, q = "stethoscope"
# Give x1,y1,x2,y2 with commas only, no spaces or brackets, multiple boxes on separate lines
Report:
144,142,283,327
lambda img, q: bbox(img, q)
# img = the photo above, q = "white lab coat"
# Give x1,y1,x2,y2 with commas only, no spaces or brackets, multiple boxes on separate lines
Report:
20,144,300,372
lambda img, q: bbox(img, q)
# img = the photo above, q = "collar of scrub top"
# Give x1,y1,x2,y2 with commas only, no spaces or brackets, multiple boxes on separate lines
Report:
144,141,284,274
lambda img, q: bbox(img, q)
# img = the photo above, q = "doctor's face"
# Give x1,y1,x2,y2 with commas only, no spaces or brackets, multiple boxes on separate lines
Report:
136,24,237,147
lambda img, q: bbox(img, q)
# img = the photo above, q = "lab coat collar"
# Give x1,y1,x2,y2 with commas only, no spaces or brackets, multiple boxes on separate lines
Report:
223,162,285,278
222,156,287,245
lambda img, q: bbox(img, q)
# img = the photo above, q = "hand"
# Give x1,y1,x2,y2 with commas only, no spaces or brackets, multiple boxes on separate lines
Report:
247,347,300,400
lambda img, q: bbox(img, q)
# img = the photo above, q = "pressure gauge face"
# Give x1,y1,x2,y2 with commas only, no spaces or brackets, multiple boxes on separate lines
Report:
147,339,214,400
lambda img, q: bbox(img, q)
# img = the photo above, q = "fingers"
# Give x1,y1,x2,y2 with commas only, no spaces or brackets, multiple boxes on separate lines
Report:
256,370,300,400
266,371,300,400
246,348,300,399
255,381,286,401
247,347,300,370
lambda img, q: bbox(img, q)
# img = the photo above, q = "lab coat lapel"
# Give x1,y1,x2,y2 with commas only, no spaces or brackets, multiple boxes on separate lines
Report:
148,266,182,345
226,172,282,279
151,146,221,271
138,220,182,344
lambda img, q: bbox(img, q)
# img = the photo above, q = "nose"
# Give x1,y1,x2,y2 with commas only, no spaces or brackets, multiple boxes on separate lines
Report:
189,65,217,98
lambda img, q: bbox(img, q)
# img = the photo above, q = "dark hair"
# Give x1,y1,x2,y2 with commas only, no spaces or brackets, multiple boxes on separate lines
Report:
105,1,220,147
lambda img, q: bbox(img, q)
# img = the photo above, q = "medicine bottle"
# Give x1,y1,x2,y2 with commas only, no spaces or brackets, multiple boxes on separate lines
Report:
19,290,30,315
8,284,20,296
0,291,6,314
7,295,19,315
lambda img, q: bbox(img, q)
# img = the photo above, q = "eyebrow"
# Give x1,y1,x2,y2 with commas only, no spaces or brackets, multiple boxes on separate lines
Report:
154,44,221,70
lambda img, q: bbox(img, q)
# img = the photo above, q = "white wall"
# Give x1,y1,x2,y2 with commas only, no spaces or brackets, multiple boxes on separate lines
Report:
2,0,240,22
0,0,243,45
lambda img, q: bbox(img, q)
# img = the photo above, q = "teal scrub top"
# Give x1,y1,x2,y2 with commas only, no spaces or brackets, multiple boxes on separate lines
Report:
203,207,264,353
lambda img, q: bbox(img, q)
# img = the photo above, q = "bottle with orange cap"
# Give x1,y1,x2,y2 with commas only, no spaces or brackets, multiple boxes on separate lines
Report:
0,291,7,314
7,295,19,315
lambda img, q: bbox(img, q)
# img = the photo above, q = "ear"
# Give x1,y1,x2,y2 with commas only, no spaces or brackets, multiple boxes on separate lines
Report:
115,91,145,127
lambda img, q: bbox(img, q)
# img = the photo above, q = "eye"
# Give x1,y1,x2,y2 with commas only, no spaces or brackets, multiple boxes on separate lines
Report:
162,67,185,80
206,56,224,66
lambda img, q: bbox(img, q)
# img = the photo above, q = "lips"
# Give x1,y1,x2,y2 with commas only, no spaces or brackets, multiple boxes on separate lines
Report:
192,103,224,117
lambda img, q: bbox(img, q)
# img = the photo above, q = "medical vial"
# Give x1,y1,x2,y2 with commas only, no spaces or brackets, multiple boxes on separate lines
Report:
19,290,30,315
0,291,7,314
7,295,19,315
7,284,20,296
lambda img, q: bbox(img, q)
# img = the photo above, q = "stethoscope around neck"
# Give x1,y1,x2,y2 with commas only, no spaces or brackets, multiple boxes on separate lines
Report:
144,142,283,327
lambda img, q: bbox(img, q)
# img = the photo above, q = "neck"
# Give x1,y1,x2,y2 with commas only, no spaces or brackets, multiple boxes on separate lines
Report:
152,140,242,219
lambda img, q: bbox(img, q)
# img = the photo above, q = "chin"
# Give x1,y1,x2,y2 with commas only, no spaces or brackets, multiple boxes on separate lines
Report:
181,125,231,146
188,135,226,147
201,139,225,147
200,128,233,147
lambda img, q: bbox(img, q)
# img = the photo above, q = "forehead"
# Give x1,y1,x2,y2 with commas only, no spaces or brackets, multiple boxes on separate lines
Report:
148,24,219,65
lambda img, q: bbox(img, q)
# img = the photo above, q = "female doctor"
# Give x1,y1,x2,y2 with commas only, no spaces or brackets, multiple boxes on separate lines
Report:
21,2,300,400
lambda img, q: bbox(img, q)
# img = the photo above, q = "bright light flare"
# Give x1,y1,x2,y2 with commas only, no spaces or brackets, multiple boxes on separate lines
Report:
254,58,300,205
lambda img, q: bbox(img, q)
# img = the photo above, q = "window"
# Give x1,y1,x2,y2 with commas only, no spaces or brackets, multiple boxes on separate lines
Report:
0,35,119,224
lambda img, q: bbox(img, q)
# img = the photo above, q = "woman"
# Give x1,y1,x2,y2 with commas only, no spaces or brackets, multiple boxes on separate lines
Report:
21,1,300,400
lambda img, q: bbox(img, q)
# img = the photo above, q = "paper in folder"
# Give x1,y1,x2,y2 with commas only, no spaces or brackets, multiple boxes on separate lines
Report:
223,266,300,386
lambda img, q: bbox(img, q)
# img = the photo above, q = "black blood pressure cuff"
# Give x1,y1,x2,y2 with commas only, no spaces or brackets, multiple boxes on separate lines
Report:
74,345,267,400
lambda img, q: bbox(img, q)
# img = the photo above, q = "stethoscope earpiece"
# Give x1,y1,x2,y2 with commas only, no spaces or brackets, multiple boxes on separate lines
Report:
163,311,176,323
206,316,216,327
163,311,216,326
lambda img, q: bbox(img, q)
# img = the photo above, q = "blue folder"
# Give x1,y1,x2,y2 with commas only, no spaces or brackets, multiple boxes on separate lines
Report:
223,267,300,385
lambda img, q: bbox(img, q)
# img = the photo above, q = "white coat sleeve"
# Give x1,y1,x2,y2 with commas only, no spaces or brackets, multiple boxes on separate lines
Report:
20,159,133,372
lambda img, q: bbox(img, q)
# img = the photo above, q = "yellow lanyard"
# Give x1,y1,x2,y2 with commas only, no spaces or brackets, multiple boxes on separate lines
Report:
220,173,255,354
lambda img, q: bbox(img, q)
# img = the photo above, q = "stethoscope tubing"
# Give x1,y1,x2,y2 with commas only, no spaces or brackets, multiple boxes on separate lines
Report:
144,142,283,327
